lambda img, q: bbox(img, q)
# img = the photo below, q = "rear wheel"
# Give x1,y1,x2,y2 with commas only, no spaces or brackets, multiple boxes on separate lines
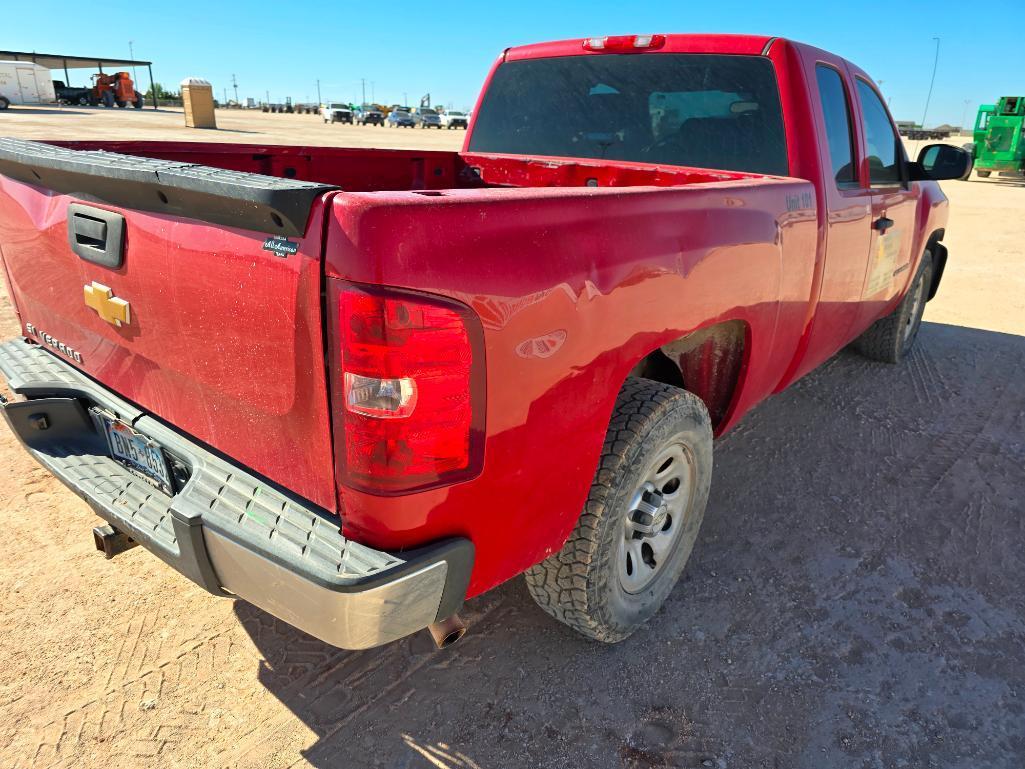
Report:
133,93,144,109
525,378,713,643
853,252,933,363
0,96,9,111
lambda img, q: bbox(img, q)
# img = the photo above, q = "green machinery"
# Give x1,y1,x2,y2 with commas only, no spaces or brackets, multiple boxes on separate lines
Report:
971,96,1025,178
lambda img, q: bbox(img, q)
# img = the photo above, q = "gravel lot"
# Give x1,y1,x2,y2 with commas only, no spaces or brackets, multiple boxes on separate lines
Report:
0,108,1023,768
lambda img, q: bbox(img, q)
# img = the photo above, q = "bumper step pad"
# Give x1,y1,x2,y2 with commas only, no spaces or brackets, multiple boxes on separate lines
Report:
0,338,472,648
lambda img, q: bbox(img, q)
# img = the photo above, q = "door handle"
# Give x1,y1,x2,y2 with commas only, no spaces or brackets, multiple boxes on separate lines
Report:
873,216,895,233
67,203,125,268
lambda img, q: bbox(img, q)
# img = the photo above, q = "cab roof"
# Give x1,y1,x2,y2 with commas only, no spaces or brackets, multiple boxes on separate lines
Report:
504,34,778,62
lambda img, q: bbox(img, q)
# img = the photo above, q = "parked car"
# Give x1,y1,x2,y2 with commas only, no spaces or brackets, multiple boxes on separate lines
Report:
414,107,442,128
52,80,92,106
440,110,469,129
386,107,415,127
322,103,354,124
0,33,969,652
355,105,384,126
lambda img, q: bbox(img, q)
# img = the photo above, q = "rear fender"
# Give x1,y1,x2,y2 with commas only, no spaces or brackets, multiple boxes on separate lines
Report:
629,320,748,431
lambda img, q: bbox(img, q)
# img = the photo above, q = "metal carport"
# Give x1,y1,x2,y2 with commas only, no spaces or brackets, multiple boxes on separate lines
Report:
0,51,156,109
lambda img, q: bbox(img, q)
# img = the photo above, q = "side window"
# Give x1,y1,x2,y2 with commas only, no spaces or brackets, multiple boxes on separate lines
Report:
815,65,857,186
856,79,902,185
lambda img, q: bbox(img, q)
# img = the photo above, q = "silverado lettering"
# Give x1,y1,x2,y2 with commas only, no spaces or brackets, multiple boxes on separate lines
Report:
0,34,970,650
25,323,83,363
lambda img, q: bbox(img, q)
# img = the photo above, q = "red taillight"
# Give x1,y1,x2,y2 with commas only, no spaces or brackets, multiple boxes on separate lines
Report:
329,282,484,495
582,34,666,52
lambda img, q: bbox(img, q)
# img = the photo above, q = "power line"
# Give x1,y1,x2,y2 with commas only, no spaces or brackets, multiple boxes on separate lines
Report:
920,37,940,129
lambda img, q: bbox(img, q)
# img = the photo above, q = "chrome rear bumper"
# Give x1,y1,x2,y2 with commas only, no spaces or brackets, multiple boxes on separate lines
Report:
0,337,472,650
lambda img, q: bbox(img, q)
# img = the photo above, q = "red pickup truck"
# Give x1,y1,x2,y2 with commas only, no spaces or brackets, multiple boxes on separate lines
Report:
0,34,969,650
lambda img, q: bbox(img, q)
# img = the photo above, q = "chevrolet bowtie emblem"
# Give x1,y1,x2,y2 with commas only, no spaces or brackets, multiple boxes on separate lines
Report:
83,282,131,327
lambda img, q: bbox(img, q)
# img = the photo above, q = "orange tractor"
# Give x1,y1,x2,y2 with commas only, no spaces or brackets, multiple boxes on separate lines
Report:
90,72,144,109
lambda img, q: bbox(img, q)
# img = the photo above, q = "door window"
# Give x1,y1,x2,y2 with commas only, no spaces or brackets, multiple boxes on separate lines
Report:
856,79,902,185
815,65,857,186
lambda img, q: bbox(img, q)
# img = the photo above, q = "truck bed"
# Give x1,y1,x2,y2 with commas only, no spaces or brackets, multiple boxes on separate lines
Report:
2,138,769,197
0,137,817,595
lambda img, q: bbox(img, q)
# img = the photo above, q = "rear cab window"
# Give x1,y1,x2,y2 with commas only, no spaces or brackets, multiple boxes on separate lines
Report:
469,53,788,176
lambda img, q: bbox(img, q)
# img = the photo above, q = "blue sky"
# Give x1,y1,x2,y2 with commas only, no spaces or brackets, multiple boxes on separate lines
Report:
7,0,1025,125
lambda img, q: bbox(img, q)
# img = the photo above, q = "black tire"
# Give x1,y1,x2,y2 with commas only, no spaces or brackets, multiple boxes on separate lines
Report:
853,252,933,363
976,170,991,178
525,378,713,643
0,97,9,111
133,94,144,109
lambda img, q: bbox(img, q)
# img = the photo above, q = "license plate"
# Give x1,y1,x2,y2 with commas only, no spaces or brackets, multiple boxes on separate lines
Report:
101,415,173,494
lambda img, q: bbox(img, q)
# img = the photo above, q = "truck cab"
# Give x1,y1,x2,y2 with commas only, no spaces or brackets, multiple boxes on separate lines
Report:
322,103,354,124
440,110,469,129
355,105,384,126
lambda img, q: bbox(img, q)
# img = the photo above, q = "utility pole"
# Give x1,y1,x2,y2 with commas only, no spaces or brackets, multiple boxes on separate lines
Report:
128,41,138,83
911,37,941,156
920,37,940,130
316,79,321,106
232,74,239,104
361,78,366,106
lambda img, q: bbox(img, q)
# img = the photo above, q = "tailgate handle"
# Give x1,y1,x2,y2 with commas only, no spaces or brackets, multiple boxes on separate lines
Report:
67,203,125,269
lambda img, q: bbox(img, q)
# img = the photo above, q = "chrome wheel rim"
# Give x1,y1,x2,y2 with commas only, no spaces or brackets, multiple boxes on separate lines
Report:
904,271,927,342
619,436,696,594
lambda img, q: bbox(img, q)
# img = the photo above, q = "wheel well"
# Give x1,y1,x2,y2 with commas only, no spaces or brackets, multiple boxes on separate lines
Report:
628,320,746,429
924,229,947,301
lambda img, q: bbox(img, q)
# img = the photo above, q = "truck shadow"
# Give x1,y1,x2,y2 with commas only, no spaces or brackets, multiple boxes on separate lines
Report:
232,321,1025,769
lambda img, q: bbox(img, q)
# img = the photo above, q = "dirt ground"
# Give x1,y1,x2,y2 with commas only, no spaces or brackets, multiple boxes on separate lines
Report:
1,108,1023,768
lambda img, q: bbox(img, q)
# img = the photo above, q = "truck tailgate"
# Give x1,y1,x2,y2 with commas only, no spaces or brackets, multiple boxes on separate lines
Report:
0,140,340,511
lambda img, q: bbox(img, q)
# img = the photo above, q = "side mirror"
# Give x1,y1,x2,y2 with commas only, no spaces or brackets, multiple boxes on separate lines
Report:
910,143,972,181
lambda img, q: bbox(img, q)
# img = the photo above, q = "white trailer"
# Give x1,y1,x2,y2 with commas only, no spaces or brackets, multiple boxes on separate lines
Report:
0,61,57,109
